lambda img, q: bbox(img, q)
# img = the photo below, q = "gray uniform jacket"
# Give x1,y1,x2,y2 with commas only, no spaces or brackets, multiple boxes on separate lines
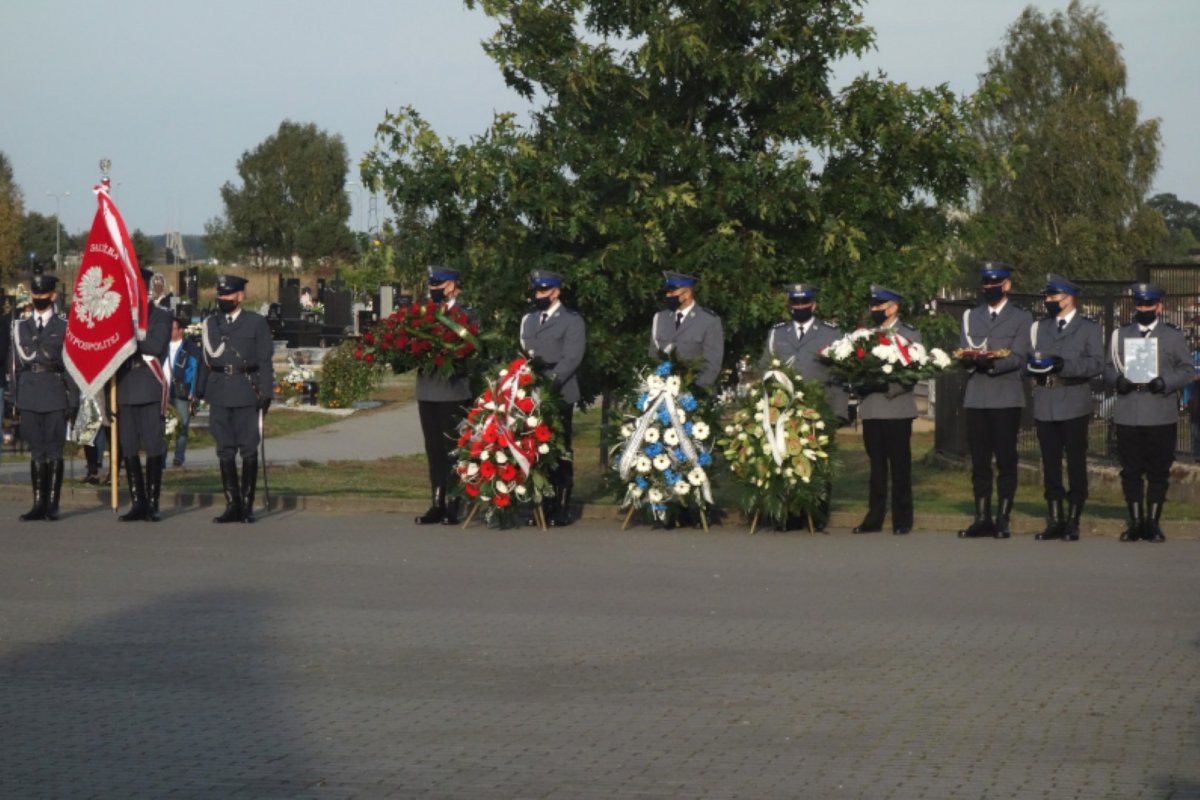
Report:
760,318,849,420
649,305,724,388
958,302,1034,409
1104,321,1193,427
414,302,479,403
0,313,9,390
116,303,172,406
858,321,922,421
520,305,586,405
12,313,78,412
197,311,275,408
1024,314,1103,422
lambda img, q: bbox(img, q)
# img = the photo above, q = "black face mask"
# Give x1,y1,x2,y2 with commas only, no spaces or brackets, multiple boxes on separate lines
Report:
429,287,446,304
1044,300,1062,317
532,295,552,312
982,285,1006,304
870,309,888,326
217,298,239,315
664,295,681,312
1134,309,1157,326
32,297,53,311
791,307,814,324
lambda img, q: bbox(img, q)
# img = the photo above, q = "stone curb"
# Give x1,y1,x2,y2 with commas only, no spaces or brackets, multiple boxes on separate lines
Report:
2,484,1195,538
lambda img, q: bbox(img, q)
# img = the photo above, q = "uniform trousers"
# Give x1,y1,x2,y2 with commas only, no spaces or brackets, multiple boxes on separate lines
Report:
1115,423,1176,504
118,402,166,457
1035,415,1089,504
965,407,1022,500
19,409,67,462
861,418,913,528
554,406,574,489
209,404,261,461
418,399,468,489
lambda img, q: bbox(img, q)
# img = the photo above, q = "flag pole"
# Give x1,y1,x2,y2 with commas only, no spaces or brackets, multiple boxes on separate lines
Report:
110,381,118,512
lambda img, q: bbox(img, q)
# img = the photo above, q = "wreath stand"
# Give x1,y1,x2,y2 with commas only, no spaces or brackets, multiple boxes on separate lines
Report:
461,502,547,531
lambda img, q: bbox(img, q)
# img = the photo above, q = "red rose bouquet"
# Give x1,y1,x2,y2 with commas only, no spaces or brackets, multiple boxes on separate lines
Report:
354,301,480,380
452,357,566,528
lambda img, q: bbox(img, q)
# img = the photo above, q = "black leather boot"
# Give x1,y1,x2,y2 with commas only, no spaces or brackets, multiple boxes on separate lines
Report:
1062,501,1084,541
44,460,64,521
1119,500,1143,542
213,460,242,523
240,456,258,523
993,496,1013,539
1035,499,1065,540
441,495,462,526
144,455,165,522
20,461,47,521
1144,501,1165,543
957,496,993,538
118,457,148,522
549,486,573,527
415,486,446,525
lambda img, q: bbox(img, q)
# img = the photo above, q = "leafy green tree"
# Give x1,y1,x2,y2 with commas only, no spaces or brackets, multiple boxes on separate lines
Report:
363,0,978,400
1146,192,1200,261
342,231,397,300
130,229,155,267
19,212,58,273
202,215,243,265
970,0,1164,281
0,152,25,282
217,120,356,265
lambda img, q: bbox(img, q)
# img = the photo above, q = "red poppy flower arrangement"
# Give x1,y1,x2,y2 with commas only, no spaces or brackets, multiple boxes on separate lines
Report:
452,356,565,527
353,301,481,380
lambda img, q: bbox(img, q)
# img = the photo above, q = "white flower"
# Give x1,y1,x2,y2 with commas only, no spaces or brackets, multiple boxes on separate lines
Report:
753,411,763,422
495,480,510,494
647,375,665,393
526,416,540,429
882,363,894,374
628,483,644,498
516,389,527,399
621,424,634,438
815,420,825,430
737,432,747,441
648,488,664,503
499,369,509,378
538,443,550,454
931,348,952,369
687,468,706,486
515,484,528,496
663,428,679,446
676,410,687,423
803,448,818,461
467,463,479,477
653,454,671,471
643,427,660,444
479,494,491,502
479,450,490,461
692,422,710,440
673,481,691,496
908,343,927,361
665,375,682,395
636,456,653,473
484,401,496,410
495,451,508,464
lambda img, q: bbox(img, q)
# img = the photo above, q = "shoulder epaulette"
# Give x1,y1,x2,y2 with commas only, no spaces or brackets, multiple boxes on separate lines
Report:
1162,321,1180,330
821,320,839,329
771,320,790,329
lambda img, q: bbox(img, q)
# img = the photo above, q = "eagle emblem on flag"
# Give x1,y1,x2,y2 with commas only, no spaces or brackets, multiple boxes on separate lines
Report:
73,266,123,329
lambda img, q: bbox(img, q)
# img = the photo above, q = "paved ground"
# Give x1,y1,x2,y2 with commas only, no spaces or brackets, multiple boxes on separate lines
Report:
1,506,1197,799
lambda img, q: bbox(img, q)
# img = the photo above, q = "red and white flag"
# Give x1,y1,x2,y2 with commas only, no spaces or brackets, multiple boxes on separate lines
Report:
63,184,149,398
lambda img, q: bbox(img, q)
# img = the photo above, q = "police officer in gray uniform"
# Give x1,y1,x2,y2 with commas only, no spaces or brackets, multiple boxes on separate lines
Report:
650,272,724,390
520,269,586,526
761,282,845,531
1024,274,1103,541
12,275,78,521
956,262,1034,539
197,274,274,524
415,266,479,526
854,285,922,535
1104,282,1194,542
115,267,173,522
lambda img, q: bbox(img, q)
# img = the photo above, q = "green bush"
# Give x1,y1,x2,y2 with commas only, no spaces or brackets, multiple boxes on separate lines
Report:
319,340,386,408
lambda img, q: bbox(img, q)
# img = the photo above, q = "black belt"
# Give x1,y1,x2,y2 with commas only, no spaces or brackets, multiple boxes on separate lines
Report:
1129,383,1154,393
218,365,259,375
24,364,64,374
1037,375,1089,388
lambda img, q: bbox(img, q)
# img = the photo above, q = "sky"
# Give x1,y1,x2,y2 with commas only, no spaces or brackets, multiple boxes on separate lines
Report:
2,0,1196,240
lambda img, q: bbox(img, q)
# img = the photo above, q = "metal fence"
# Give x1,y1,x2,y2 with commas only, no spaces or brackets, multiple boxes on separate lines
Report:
933,278,1200,462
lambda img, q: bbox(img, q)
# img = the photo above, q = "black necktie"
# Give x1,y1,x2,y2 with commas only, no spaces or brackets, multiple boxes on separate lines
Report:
797,324,805,340
1141,328,1151,338
540,312,548,326
226,315,234,326
990,311,998,322
1057,319,1066,334
675,312,683,329
37,318,44,334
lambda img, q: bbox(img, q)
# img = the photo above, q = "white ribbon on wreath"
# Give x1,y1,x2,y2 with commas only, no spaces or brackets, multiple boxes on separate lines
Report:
759,369,797,467
617,384,713,504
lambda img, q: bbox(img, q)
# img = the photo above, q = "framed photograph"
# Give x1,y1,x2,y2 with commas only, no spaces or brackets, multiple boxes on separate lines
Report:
1124,337,1158,383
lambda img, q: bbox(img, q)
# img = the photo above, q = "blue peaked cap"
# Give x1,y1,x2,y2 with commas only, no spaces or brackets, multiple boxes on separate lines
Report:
531,270,563,289
1131,282,1164,303
979,261,1013,282
869,284,903,304
663,271,698,289
1044,273,1080,296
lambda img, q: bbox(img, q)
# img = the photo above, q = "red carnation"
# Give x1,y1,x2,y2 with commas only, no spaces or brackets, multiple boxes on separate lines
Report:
353,349,364,360
480,461,496,479
534,424,551,443
470,441,484,458
458,432,471,447
443,330,458,343
516,397,535,414
500,464,517,482
465,483,480,497
364,332,375,345
468,324,480,335
364,354,375,364
493,493,511,508
855,348,866,359
434,355,445,366
518,372,533,387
